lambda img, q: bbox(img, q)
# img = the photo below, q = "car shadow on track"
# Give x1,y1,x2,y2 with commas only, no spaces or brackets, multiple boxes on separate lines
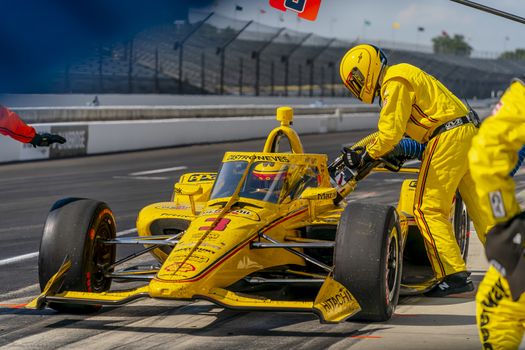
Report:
35,304,391,339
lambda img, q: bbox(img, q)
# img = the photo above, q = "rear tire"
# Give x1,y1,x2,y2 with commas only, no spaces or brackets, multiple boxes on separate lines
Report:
333,203,402,321
38,198,116,313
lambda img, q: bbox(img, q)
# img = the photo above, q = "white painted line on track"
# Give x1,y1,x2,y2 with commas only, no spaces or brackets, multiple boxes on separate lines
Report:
0,228,138,267
0,252,39,267
0,224,42,234
129,166,187,176
113,175,169,181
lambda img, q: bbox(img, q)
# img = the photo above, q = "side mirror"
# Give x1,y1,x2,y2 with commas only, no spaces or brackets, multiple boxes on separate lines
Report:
173,184,203,214
174,183,203,196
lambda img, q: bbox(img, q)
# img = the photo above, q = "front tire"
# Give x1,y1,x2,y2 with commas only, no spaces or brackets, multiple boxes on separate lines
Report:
333,203,402,321
38,198,116,313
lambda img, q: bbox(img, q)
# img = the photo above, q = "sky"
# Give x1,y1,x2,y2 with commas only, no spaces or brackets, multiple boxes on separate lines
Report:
209,0,525,56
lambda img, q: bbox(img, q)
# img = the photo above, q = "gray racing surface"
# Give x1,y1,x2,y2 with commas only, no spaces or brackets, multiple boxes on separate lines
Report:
0,130,509,349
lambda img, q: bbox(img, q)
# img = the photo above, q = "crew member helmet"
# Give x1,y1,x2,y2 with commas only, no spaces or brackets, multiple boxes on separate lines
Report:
339,44,387,104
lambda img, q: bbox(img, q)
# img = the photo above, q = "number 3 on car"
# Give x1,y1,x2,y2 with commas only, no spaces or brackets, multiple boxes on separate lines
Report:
199,218,231,231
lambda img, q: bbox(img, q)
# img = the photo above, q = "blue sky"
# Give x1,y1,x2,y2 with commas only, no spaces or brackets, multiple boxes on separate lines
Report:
209,0,525,56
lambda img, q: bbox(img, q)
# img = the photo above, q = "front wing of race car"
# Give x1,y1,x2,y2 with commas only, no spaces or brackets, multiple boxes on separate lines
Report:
27,257,360,323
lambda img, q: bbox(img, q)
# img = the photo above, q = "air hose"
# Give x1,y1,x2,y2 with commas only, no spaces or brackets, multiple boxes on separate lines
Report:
332,132,525,204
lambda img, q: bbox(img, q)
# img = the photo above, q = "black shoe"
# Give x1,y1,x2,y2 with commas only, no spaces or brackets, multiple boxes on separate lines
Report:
425,271,474,297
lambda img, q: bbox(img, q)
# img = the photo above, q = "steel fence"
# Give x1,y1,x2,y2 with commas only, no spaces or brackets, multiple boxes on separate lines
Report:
43,12,525,99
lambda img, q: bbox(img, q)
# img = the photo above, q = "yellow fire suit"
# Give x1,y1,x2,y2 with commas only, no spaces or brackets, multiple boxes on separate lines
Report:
469,79,525,350
366,63,491,280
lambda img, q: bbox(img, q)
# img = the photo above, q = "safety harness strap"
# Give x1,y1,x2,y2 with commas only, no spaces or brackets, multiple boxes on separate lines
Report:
430,116,471,140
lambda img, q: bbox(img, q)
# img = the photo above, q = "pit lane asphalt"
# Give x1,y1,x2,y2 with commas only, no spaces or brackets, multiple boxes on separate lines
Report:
0,130,505,349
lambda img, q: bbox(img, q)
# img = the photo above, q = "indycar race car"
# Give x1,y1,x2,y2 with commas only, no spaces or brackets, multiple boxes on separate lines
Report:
28,107,469,323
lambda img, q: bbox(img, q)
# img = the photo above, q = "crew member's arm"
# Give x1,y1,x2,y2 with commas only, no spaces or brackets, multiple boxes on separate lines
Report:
366,78,414,159
469,80,525,226
0,105,36,143
0,105,66,146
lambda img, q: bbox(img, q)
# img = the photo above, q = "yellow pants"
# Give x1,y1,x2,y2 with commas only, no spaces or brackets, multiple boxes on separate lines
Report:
413,123,492,279
477,266,525,350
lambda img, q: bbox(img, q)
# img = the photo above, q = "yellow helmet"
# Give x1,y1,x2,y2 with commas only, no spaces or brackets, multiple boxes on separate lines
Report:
252,162,288,186
339,44,387,104
247,162,288,202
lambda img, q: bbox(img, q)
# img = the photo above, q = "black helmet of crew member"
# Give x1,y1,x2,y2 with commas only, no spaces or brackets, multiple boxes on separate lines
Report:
339,44,388,104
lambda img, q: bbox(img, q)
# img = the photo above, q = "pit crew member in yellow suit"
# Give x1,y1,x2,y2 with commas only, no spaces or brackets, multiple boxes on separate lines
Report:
340,44,491,296
469,78,525,350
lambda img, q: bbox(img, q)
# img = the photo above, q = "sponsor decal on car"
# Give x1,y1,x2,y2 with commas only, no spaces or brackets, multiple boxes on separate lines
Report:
319,289,354,312
200,209,223,216
160,213,193,219
226,154,290,163
313,277,361,323
164,262,196,273
236,256,263,270
176,242,222,251
154,204,190,210
317,192,336,200
200,208,261,221
187,173,217,183
192,232,221,240
170,254,210,264
174,246,218,255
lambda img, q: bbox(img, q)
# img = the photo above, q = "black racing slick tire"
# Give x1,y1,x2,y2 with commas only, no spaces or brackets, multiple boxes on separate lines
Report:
333,203,402,322
38,198,116,313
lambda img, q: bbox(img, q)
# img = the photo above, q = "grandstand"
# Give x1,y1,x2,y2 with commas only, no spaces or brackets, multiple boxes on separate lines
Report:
32,12,525,99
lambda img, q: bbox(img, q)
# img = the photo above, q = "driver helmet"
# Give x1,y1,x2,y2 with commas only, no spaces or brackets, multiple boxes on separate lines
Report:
339,44,388,104
250,162,288,191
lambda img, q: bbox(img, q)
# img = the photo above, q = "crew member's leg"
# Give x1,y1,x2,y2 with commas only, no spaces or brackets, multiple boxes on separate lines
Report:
414,139,464,279
414,124,477,291
477,266,525,350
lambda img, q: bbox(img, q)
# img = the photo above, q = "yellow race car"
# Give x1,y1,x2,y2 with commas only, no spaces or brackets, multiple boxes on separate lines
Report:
30,107,469,323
